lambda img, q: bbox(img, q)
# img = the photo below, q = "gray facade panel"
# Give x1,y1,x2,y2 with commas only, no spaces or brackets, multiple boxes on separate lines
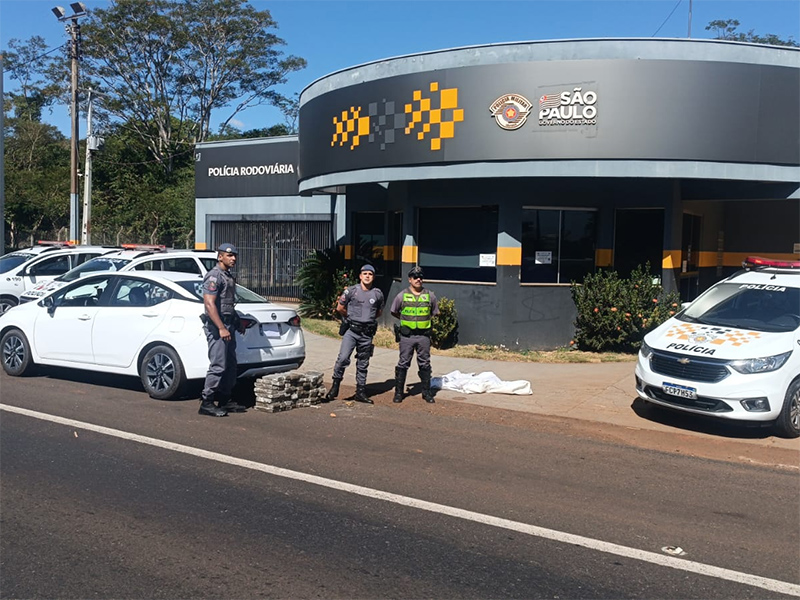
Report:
300,60,799,182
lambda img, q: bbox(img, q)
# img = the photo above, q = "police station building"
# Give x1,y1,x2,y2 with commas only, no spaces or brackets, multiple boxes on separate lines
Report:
196,38,800,350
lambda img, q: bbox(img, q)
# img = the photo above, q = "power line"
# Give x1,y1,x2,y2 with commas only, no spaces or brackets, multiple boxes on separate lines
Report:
651,0,683,37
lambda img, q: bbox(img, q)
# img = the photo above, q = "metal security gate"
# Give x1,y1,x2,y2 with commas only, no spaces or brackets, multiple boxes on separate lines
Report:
212,220,330,301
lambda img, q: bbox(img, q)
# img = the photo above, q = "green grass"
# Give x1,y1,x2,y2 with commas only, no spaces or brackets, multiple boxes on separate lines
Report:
301,318,637,364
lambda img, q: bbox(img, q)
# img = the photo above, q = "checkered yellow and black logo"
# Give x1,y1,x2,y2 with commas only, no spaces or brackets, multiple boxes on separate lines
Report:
331,82,464,151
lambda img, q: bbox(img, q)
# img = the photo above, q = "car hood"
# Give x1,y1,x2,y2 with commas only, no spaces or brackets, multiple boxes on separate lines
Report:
645,319,796,360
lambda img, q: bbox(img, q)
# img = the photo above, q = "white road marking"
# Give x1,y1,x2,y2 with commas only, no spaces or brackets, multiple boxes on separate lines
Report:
3,403,799,597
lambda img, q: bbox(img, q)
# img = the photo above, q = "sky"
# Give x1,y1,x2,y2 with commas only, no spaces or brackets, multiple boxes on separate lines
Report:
2,0,799,135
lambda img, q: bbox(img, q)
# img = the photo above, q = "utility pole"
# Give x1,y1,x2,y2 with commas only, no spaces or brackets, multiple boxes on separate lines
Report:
53,3,87,244
688,0,693,38
82,90,94,245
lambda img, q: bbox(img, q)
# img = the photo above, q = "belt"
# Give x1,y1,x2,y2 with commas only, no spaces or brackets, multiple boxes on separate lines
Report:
348,321,377,335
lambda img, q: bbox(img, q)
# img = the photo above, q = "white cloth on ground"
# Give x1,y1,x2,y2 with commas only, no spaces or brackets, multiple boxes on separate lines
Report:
431,370,533,395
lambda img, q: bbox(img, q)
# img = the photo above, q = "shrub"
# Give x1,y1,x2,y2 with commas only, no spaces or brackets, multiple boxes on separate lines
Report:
296,247,357,319
432,296,459,349
570,263,681,352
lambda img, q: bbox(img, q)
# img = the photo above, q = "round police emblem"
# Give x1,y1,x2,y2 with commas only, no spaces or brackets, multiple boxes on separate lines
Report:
688,330,717,344
489,94,532,130
369,298,375,304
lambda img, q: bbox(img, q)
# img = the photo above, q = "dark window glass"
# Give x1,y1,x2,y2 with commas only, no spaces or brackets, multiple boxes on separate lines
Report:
521,209,596,284
418,207,498,283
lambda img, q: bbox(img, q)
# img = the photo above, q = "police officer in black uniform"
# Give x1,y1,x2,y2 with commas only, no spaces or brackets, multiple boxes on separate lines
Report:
325,264,385,404
199,243,247,417
390,266,439,403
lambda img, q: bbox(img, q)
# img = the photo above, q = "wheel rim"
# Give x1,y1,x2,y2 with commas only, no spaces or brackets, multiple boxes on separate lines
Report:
790,385,800,433
2,335,24,370
0,302,14,316
145,352,175,393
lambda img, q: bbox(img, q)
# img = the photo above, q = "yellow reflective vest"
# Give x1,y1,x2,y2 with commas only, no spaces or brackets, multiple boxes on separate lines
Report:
399,292,432,330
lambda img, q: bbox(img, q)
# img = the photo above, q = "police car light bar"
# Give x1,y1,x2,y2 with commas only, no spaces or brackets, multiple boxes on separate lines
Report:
121,244,167,252
37,240,74,247
743,256,800,269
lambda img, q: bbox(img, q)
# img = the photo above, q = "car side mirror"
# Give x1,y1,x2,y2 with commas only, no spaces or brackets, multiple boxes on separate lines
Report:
42,296,56,315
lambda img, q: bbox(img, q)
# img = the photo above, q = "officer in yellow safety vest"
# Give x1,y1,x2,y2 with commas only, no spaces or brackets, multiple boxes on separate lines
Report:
390,266,439,403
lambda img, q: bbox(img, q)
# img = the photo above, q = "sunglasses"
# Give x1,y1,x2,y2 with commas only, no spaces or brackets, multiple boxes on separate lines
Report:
410,275,423,280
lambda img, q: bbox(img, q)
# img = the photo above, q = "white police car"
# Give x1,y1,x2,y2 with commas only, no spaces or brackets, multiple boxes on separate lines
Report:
0,242,119,314
18,245,217,304
635,257,800,438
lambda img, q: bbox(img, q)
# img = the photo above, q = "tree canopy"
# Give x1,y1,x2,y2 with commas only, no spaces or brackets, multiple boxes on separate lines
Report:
705,19,799,47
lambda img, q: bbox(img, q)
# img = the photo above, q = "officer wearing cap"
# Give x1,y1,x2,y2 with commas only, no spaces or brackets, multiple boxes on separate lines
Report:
199,243,247,417
390,266,439,403
324,264,384,404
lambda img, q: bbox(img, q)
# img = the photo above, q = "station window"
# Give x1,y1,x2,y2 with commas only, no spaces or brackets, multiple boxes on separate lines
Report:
521,208,597,284
418,206,498,283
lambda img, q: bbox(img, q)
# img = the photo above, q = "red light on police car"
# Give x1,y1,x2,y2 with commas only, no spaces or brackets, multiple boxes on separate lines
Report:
743,256,800,269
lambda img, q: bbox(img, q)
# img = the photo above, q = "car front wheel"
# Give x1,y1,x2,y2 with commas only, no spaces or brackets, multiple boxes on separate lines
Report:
1,328,36,376
774,379,800,439
0,296,18,316
140,345,185,400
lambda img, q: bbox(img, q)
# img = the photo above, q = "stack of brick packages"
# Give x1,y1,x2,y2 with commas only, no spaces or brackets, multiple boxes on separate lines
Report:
253,371,327,413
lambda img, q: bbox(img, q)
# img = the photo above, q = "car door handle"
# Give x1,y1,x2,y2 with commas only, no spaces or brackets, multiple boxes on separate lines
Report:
143,312,160,318
78,314,92,321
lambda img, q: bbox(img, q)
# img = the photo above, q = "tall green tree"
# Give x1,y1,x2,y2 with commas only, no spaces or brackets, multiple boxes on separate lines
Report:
705,19,799,47
81,0,306,175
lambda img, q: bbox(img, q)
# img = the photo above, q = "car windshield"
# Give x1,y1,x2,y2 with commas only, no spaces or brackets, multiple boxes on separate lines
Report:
679,282,800,333
0,252,35,274
176,281,268,304
60,257,133,282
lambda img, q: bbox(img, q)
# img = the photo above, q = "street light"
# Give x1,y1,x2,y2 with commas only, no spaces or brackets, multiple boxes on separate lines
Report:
52,2,87,244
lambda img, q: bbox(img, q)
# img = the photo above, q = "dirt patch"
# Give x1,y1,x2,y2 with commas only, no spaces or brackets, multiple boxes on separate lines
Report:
330,383,799,472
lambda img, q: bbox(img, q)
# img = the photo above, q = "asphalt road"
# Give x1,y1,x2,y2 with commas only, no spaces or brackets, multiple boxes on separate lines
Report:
1,369,799,599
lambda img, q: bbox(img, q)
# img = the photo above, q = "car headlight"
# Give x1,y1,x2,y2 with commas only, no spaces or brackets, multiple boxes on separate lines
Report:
639,340,653,360
728,351,792,374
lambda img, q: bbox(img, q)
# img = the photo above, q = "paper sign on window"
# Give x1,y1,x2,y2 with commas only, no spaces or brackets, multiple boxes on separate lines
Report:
535,251,552,265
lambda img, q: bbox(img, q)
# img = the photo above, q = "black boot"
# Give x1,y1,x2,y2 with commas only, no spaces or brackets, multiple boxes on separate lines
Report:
325,378,341,402
199,399,228,417
393,367,407,403
217,395,247,413
419,368,435,403
353,384,373,404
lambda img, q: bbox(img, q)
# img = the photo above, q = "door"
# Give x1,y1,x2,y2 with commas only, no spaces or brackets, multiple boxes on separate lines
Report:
614,209,664,279
679,213,702,301
91,277,172,367
34,275,112,363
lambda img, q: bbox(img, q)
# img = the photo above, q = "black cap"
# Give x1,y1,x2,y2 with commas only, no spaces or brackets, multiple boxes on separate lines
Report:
217,243,238,255
360,264,375,273
408,266,424,278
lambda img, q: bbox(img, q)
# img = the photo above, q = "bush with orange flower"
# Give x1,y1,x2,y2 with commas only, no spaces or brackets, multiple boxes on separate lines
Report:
570,262,681,352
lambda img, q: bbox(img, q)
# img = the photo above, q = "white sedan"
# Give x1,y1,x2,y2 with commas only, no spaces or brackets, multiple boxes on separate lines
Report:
0,271,305,400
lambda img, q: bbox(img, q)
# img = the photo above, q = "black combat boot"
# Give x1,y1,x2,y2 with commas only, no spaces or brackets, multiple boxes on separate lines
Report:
325,378,341,402
419,368,435,403
393,367,407,403
198,399,228,417
217,395,247,413
353,384,373,404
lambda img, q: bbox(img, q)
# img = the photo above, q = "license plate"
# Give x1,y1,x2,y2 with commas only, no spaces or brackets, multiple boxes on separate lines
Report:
663,382,697,400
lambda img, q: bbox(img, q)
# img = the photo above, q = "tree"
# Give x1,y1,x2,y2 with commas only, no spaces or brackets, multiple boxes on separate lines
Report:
81,0,306,175
705,19,799,47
